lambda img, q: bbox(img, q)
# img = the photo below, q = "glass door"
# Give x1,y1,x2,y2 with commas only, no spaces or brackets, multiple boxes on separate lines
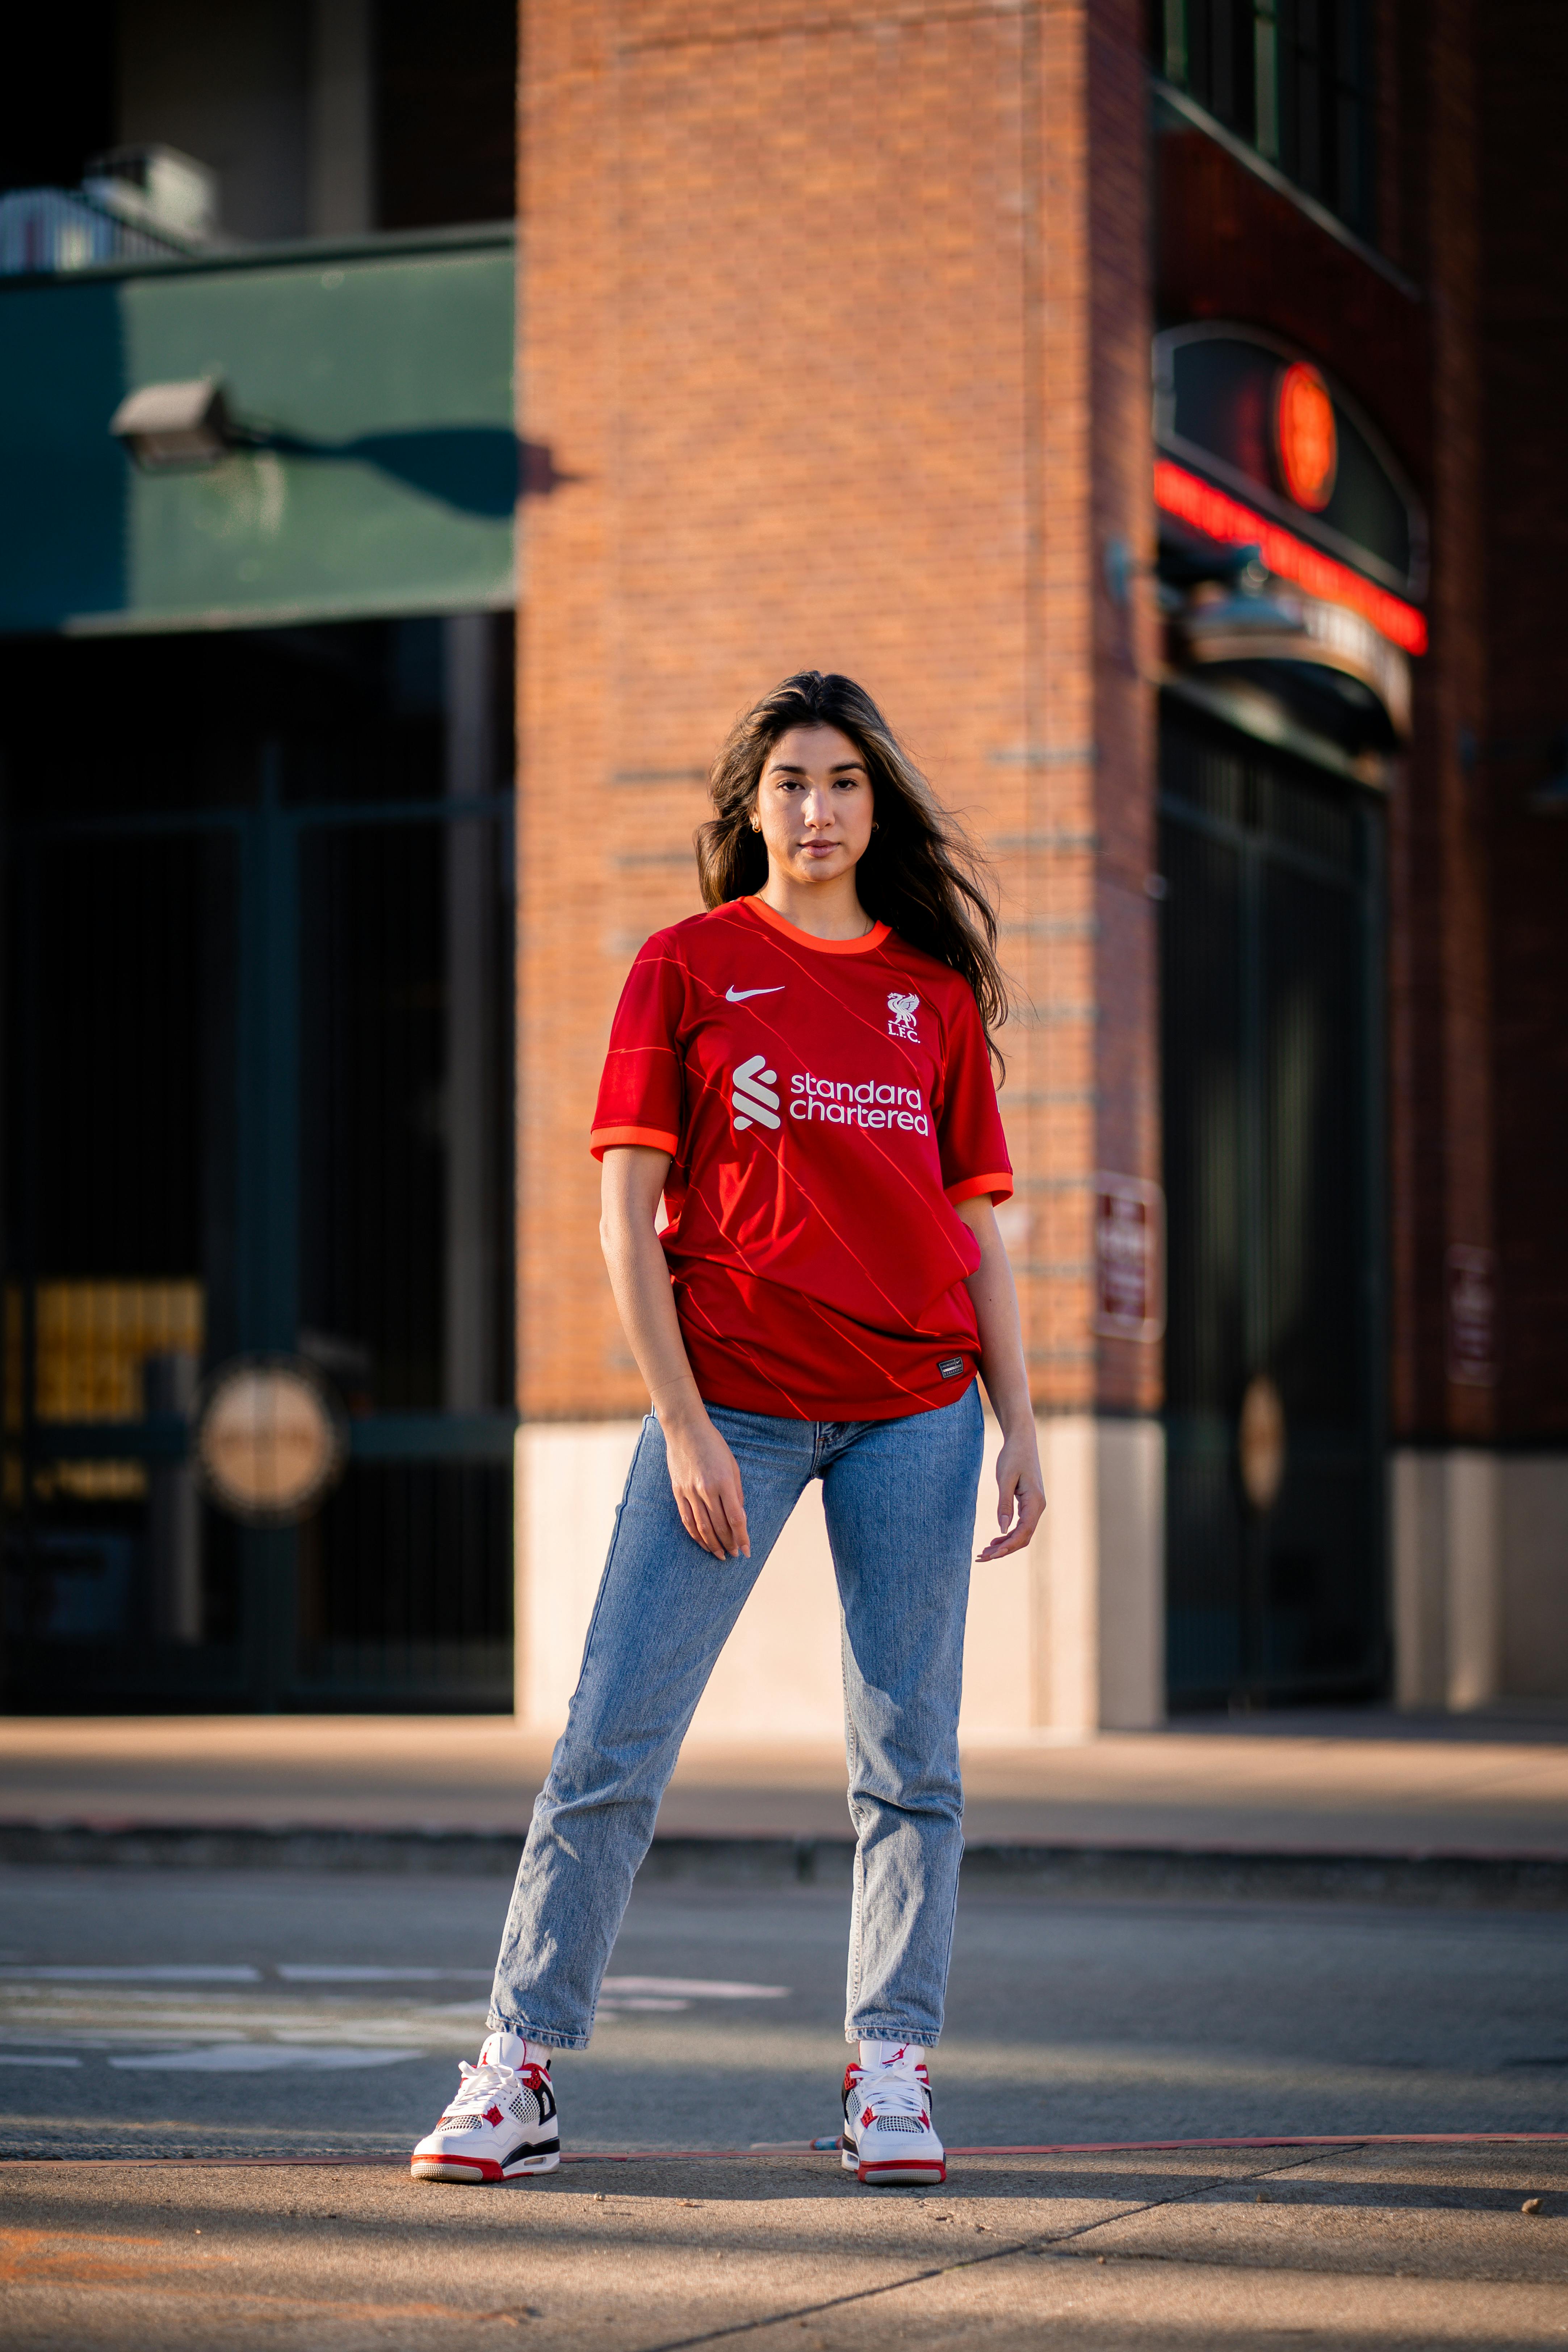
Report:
1160,703,1387,1709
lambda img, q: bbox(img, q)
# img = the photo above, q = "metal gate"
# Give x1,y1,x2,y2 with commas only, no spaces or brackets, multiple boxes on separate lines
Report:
1160,702,1386,1709
2,630,515,1712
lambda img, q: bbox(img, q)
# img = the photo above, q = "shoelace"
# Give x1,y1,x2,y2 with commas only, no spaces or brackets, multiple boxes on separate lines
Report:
446,2058,525,2114
854,2062,929,2121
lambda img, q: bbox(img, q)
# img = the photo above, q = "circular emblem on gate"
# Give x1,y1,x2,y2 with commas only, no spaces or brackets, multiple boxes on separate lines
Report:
194,1355,348,1525
1238,1374,1287,1514
1274,361,1338,512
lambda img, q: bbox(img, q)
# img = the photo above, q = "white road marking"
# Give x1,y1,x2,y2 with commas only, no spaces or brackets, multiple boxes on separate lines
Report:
601,1977,789,1999
277,1965,491,1982
0,1965,784,1996
110,2045,422,2072
0,1965,261,1982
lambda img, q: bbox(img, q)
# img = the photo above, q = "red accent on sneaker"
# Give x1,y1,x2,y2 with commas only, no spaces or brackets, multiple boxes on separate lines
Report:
412,2152,505,2183
483,2104,504,2126
857,2155,947,2183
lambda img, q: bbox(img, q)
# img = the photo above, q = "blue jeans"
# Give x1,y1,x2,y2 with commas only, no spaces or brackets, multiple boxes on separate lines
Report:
488,1383,984,2050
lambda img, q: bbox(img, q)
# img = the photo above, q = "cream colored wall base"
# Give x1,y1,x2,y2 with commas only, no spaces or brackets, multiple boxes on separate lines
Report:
514,1412,1166,1742
1391,1448,1568,1707
1499,1458,1568,1697
1030,1416,1166,1734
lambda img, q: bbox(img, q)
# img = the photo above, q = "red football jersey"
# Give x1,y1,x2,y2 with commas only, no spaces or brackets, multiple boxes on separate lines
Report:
591,895,1013,1420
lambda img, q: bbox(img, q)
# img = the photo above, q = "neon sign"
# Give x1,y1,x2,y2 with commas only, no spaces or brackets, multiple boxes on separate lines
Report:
1154,459,1428,656
1275,362,1337,511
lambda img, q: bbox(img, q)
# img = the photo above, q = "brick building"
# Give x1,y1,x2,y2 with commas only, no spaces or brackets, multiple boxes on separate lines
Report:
1,3,1561,1725
512,0,1568,1734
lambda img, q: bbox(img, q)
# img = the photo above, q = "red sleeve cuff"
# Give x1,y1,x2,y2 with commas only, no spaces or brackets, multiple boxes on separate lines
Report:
591,1124,680,1161
946,1170,1014,1207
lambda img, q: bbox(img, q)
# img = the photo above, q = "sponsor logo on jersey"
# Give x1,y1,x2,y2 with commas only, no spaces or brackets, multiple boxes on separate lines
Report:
886,991,921,1040
730,1053,934,1143
790,1070,930,1135
731,1053,781,1131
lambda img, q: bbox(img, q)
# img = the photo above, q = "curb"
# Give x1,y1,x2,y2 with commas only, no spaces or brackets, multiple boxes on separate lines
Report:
2,1821,1567,1906
6,2131,1568,2168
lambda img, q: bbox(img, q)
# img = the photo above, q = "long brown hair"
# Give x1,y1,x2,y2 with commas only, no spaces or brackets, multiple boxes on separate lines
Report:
696,671,1009,1068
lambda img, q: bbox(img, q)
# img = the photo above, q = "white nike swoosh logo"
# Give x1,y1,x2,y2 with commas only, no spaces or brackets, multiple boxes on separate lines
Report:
726,985,784,1001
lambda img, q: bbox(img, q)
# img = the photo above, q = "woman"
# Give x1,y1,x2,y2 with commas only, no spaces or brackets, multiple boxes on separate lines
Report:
413,671,1045,2189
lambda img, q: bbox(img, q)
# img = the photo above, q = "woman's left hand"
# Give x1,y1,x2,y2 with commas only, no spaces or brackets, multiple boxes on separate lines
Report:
977,1426,1047,1561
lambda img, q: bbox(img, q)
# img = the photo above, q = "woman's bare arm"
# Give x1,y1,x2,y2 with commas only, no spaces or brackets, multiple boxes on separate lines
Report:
599,1146,750,1559
954,1194,1047,1560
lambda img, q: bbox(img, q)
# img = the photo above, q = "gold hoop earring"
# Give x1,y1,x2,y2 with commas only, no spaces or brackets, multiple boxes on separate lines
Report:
871,820,880,832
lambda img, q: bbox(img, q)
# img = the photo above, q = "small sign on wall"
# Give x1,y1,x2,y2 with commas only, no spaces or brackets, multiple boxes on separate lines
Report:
1446,1244,1498,1386
1093,1175,1166,1342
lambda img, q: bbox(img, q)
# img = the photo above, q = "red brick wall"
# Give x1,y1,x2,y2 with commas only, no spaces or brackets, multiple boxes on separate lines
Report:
517,2,1552,1453
1391,0,1494,1443
1088,1,1160,1417
1478,3,1568,1441
515,0,1157,1422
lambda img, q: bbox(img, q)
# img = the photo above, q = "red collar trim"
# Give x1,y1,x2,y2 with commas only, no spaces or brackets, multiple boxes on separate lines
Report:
742,896,890,956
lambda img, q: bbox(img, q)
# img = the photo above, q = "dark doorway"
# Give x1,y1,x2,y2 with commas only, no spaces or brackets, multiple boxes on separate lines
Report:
1160,700,1386,1709
1,616,516,1710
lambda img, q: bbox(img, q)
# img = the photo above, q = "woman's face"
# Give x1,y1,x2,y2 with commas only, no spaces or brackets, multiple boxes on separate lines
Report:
753,725,875,889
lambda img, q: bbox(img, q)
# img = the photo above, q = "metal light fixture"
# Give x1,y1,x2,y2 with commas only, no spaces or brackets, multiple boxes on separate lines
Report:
109,375,233,470
1180,565,1309,641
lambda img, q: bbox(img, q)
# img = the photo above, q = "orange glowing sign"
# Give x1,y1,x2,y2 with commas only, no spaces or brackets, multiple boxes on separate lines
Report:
1275,362,1338,511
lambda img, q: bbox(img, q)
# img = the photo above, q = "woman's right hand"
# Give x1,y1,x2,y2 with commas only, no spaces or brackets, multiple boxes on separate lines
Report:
598,1146,750,1562
661,1409,750,1561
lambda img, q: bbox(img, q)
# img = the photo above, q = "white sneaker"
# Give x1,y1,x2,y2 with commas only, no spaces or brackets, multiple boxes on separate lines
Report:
411,2030,561,2182
840,2043,946,2186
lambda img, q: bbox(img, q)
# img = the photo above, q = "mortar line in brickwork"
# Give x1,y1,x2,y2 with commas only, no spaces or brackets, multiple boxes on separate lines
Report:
614,3,1074,67
999,1088,1100,1104
999,917,1101,936
990,831,1099,850
988,742,1098,764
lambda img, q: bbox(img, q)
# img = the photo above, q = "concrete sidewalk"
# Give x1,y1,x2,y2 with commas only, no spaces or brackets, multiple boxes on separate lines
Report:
6,2141,1567,2349
3,1711,1568,1861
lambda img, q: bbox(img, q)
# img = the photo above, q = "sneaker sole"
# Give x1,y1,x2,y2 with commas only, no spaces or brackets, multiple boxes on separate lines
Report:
840,2143,946,2187
411,2143,560,2183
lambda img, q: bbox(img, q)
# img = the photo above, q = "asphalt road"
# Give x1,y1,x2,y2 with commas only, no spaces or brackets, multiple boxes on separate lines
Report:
2,1863,1566,2159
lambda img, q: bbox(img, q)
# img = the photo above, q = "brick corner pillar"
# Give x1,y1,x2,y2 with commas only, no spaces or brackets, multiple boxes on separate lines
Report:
1020,0,1163,1735
1388,0,1501,1713
511,0,646,1728
512,0,1162,1737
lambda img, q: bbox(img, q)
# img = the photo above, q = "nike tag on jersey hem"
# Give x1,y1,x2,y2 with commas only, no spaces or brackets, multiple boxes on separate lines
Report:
726,985,784,1001
938,1355,966,1379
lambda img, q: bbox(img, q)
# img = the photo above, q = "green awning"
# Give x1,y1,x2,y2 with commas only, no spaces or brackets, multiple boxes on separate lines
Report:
1,225,515,634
